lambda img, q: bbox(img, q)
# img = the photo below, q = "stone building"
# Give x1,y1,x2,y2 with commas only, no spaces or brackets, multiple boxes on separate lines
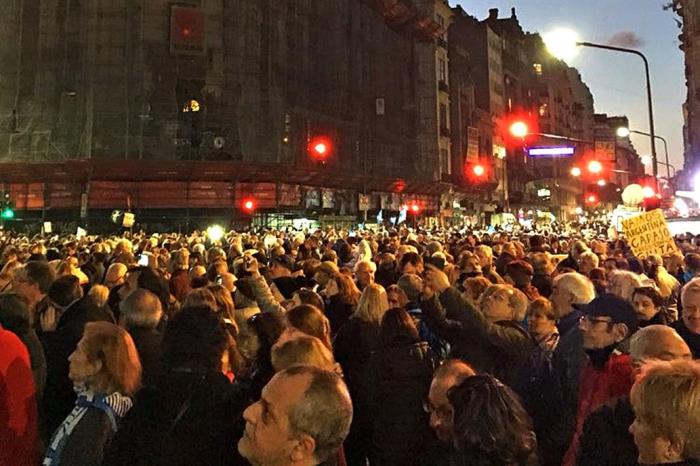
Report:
670,0,700,178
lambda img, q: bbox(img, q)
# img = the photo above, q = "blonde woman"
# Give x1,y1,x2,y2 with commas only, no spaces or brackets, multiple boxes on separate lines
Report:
43,322,141,466
630,360,700,465
647,254,680,322
333,283,389,466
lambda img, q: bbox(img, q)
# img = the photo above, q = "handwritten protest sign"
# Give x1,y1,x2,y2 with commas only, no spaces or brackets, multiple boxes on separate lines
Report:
621,209,679,258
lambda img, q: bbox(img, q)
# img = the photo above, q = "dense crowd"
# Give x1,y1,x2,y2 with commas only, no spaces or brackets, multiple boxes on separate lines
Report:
1,226,700,466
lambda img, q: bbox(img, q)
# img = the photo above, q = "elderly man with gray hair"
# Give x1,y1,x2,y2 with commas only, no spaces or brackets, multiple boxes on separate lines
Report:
119,288,164,387
575,325,692,466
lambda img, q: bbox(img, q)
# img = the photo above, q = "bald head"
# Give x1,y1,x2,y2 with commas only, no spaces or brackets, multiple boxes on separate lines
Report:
630,325,692,365
428,359,476,444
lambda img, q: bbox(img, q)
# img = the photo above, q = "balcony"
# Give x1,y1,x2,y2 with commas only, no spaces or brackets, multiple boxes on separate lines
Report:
440,126,451,137
437,37,448,50
438,80,449,93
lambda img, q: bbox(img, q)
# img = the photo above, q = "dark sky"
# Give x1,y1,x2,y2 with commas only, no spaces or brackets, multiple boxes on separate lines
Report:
454,0,685,172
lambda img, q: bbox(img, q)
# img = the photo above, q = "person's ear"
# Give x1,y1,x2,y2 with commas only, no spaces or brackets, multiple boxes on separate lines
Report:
612,323,629,342
663,436,684,463
289,434,316,462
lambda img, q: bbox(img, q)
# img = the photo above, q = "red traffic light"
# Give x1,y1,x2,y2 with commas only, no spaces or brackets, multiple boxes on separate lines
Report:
409,203,421,214
585,193,598,204
473,164,486,177
241,197,256,213
308,136,333,161
587,160,603,174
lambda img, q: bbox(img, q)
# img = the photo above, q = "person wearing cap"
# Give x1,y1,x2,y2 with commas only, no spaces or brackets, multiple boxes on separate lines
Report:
505,260,540,302
576,325,692,466
560,293,638,466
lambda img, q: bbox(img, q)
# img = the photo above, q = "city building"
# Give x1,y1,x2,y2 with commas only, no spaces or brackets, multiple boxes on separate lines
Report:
669,0,700,184
0,0,451,229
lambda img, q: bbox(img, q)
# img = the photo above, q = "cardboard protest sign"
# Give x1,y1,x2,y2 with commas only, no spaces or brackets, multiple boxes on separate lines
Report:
621,209,679,258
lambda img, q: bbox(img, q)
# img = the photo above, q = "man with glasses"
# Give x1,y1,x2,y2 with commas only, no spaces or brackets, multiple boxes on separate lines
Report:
12,261,55,316
419,359,475,466
560,294,638,466
672,277,700,358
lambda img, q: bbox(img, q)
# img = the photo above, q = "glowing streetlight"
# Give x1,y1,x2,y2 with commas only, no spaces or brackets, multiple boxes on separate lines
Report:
570,166,582,177
544,28,659,182
509,121,529,138
543,29,581,61
616,127,631,138
597,179,607,187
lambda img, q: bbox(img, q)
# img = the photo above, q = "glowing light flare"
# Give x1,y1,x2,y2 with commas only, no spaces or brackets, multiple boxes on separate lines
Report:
308,136,333,161
616,127,631,138
543,29,581,61
642,186,656,199
674,198,690,218
473,164,486,177
207,225,225,242
597,179,607,187
641,155,652,166
242,197,256,213
586,194,598,204
570,167,582,177
587,160,603,174
509,121,529,138
410,203,421,214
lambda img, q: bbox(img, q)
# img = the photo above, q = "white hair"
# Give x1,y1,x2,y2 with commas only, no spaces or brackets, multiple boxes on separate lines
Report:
555,272,595,305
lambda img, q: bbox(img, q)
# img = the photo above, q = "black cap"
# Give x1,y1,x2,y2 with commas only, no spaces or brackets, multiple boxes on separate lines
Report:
581,293,638,334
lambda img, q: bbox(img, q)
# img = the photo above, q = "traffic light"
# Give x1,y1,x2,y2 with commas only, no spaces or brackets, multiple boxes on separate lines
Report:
307,136,333,162
472,164,486,177
585,193,598,204
241,197,256,215
408,202,421,215
0,192,13,220
587,160,603,175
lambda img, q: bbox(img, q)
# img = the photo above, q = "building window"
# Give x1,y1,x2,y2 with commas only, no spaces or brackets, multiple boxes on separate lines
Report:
440,148,450,174
438,58,447,83
439,103,448,130
533,63,542,75
539,103,548,117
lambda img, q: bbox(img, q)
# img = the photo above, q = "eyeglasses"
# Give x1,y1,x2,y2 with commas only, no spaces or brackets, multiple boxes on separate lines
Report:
579,315,613,326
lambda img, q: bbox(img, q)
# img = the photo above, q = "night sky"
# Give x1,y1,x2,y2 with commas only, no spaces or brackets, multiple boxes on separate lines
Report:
455,0,685,173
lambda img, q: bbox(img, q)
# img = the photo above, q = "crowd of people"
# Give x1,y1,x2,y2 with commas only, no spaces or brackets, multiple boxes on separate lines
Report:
1,226,700,466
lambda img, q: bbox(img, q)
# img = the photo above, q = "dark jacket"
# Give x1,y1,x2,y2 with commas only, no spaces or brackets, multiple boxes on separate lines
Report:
325,295,355,336
375,265,400,289
672,319,700,358
370,342,438,466
103,371,246,466
558,254,579,272
541,327,586,466
39,296,113,439
421,287,534,387
576,396,636,466
126,326,164,388
334,318,382,466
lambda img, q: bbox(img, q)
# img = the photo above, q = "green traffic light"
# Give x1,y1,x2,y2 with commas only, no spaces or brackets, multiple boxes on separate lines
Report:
1,207,14,219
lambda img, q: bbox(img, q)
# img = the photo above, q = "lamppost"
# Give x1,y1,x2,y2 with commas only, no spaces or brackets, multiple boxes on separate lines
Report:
617,127,672,179
544,29,659,183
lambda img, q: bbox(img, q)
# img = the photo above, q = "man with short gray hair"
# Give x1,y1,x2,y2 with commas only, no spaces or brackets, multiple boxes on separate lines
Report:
119,289,164,387
238,365,353,466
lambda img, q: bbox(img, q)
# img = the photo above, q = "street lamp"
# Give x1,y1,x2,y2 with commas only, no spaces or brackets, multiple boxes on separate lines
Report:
544,29,659,182
617,127,672,179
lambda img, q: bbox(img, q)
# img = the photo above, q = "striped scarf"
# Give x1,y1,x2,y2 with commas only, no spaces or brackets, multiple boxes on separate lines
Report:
43,386,133,466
